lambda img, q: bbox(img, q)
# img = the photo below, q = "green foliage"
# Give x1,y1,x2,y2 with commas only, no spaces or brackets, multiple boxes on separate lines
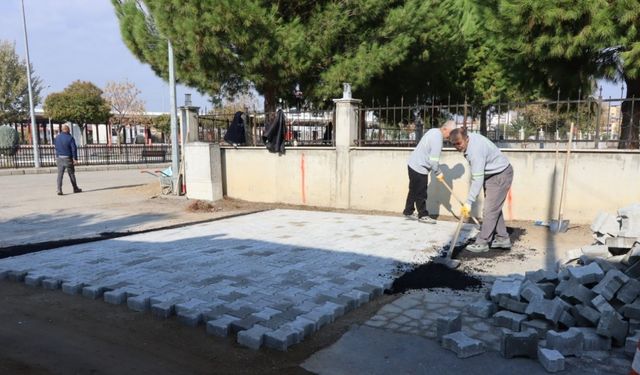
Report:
0,40,43,124
152,113,171,135
44,81,111,127
0,125,19,154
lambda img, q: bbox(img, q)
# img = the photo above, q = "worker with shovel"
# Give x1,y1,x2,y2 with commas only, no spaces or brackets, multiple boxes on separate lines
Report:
448,127,513,253
403,120,456,223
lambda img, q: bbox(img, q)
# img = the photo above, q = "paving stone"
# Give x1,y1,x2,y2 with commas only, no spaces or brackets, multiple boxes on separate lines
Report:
591,269,629,301
625,330,640,357
629,319,640,336
546,329,583,356
490,278,522,302
596,310,628,346
581,244,612,258
206,314,240,337
591,295,616,315
538,347,565,373
591,212,620,236
436,313,461,341
237,324,272,350
127,293,153,312
616,278,640,304
441,331,485,359
537,282,557,299
82,285,108,299
104,289,128,305
282,317,316,340
467,299,497,318
492,311,527,331
558,310,576,328
151,301,175,318
500,329,538,359
626,260,640,278
559,279,596,305
570,304,601,326
7,270,27,282
498,295,528,314
24,274,45,287
264,325,300,351
568,263,604,284
177,309,203,327
568,327,611,351
520,280,546,302
525,296,568,324
230,315,264,333
622,299,640,320
525,269,557,283
522,319,553,339
299,309,332,330
61,281,84,295
42,278,62,290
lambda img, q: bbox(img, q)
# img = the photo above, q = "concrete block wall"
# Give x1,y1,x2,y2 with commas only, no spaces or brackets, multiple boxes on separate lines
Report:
220,146,640,224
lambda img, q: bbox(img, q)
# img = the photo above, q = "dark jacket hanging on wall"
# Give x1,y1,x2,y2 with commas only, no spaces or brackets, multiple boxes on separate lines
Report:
223,111,246,145
262,109,286,154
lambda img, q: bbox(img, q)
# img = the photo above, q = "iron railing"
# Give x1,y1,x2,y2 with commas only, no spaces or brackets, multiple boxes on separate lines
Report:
357,96,640,149
198,109,335,147
0,144,174,169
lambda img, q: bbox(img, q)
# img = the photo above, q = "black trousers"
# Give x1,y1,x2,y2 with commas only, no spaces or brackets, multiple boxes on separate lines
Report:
403,166,429,217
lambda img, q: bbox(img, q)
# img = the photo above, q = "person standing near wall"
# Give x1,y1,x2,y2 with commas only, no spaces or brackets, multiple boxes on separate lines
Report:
449,127,513,252
403,120,456,223
54,124,82,196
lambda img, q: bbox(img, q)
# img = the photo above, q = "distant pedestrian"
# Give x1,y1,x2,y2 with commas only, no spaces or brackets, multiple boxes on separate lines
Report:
449,127,513,252
403,120,455,223
54,124,82,196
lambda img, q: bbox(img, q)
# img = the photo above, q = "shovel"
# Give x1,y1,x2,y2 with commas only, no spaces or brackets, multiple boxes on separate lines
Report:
433,213,464,269
439,179,481,226
550,122,573,233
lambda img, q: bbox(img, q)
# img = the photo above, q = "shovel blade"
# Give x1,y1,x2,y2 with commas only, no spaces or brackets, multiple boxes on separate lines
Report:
549,220,569,233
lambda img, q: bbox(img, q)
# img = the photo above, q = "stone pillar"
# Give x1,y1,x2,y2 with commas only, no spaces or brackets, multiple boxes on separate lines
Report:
179,106,200,143
185,142,223,202
332,84,361,208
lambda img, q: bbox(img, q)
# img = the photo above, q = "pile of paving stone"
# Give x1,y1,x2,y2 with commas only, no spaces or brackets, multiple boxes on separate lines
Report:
562,204,640,277
435,203,640,373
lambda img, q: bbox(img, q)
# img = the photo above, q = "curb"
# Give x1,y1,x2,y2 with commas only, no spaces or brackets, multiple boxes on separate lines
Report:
0,163,171,177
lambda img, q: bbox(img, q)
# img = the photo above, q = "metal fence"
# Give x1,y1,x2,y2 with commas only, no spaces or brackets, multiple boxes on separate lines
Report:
198,109,335,147
0,144,174,169
357,96,640,149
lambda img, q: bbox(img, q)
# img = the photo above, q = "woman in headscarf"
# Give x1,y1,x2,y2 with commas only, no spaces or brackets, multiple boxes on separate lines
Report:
224,111,246,147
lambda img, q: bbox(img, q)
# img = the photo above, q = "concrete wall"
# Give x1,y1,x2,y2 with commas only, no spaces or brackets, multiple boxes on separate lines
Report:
223,147,337,207
221,147,640,224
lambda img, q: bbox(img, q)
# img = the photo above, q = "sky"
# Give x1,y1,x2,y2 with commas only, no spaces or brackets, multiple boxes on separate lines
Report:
0,1,626,113
0,0,210,113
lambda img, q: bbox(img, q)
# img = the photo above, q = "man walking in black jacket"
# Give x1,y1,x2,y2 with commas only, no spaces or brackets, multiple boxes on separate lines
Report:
54,124,82,196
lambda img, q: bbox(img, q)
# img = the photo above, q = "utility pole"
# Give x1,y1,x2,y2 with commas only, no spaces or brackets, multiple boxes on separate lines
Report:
168,40,179,193
21,0,40,167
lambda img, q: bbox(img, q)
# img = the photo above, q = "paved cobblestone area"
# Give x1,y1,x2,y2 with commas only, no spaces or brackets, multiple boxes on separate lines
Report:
365,288,631,374
0,209,474,350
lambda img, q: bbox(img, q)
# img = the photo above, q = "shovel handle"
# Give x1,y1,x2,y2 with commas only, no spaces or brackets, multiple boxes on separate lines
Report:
440,179,481,226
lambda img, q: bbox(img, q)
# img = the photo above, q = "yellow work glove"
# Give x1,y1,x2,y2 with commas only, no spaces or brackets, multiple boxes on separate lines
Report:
436,172,444,183
460,203,471,218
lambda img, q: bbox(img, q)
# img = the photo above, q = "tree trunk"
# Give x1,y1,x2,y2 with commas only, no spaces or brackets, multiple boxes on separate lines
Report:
480,105,489,136
263,86,278,113
619,77,640,149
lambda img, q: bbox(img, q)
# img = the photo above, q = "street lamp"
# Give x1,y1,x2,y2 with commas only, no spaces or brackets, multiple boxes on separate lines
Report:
20,0,40,167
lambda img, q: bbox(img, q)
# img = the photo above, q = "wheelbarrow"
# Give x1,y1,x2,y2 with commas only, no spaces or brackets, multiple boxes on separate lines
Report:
141,167,173,195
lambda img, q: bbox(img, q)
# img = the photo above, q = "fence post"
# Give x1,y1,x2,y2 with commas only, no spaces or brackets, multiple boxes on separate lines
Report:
332,83,361,209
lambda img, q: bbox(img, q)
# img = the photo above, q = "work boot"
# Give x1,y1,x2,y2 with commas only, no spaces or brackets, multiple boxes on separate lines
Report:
57,191,63,196
491,238,512,250
73,188,82,193
418,216,436,224
465,242,490,253
404,213,417,220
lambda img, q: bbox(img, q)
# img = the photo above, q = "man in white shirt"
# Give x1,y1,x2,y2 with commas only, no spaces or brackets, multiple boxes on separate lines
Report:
404,120,455,224
449,127,513,252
